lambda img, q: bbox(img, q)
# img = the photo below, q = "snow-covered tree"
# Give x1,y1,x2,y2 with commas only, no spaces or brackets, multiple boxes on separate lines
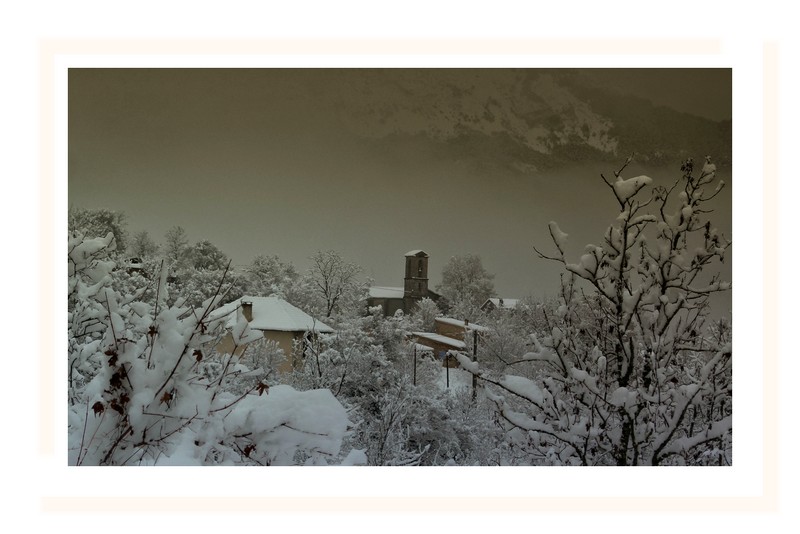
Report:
300,250,366,318
163,225,189,269
128,230,159,259
478,310,530,374
460,157,732,466
171,267,243,308
243,254,300,298
410,297,441,332
68,207,128,256
167,240,244,308
436,254,495,321
188,239,229,271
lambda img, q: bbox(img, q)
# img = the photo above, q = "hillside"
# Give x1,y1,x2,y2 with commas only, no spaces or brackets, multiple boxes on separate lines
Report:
304,68,731,173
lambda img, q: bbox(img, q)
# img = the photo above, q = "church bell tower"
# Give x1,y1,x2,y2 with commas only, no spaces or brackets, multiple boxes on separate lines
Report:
403,250,429,310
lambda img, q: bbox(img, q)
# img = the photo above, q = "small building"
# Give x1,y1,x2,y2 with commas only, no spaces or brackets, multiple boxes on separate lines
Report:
434,316,490,341
481,298,519,313
410,331,466,368
409,317,489,369
209,296,334,373
367,250,441,316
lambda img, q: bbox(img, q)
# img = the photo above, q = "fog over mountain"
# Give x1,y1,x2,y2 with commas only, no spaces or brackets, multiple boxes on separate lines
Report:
68,68,731,315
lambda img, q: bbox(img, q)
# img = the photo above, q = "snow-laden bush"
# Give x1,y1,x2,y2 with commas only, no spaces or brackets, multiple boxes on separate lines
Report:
68,233,353,466
459,157,732,466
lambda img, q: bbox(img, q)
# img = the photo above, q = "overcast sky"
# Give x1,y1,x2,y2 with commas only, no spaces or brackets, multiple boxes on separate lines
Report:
68,68,731,311
579,68,731,121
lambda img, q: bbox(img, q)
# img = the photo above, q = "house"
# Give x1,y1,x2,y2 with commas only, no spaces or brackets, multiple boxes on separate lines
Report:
367,250,441,316
410,316,488,368
409,331,466,368
208,296,334,373
481,297,519,313
434,316,490,341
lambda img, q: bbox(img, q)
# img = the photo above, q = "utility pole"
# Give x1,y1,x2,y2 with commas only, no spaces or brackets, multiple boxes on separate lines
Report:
446,351,450,388
471,330,478,400
413,346,417,386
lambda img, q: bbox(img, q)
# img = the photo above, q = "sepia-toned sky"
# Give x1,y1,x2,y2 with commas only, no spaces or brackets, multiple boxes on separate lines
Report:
68,68,731,313
579,69,731,121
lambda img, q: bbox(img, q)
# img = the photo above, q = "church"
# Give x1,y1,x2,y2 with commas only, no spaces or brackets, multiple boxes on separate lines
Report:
367,250,442,316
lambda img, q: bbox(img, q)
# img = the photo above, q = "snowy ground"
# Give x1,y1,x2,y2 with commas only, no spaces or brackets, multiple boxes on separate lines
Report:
435,367,473,394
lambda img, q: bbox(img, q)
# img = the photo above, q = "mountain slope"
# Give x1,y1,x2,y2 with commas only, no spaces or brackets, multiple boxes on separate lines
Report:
311,69,731,172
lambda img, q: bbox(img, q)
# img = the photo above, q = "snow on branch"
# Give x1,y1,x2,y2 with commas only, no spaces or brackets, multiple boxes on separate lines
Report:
548,221,568,257
613,175,653,203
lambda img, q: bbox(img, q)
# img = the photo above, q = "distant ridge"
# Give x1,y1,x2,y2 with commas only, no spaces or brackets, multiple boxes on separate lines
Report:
309,69,730,172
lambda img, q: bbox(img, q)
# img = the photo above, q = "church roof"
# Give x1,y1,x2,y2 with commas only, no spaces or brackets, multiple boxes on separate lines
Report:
404,250,428,257
368,286,405,299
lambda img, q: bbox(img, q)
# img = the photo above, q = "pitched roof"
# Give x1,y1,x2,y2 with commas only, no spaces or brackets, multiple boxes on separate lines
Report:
208,296,334,333
435,316,490,332
368,286,405,299
404,250,428,257
411,332,466,349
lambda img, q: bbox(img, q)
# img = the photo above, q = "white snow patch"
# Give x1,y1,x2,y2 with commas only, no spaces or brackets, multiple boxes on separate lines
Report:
613,175,652,202
222,385,349,465
499,375,546,406
341,448,368,466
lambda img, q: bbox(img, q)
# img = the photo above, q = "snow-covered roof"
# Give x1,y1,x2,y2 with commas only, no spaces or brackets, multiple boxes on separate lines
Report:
404,250,428,257
368,286,405,299
484,298,519,309
411,332,466,349
208,296,334,333
435,317,490,332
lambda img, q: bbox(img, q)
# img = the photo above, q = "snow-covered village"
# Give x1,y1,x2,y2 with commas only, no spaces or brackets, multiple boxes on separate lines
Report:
67,68,732,466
